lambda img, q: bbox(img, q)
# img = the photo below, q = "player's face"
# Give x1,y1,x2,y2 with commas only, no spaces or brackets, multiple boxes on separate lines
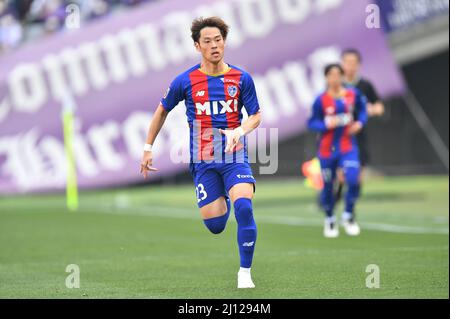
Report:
195,27,225,64
326,68,343,89
342,54,360,77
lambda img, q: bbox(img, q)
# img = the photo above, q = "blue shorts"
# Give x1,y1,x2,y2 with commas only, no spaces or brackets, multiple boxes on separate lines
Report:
318,149,360,182
190,162,256,208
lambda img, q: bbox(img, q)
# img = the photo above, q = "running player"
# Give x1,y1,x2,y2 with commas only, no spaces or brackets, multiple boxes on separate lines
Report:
308,64,368,238
332,49,386,202
140,17,261,288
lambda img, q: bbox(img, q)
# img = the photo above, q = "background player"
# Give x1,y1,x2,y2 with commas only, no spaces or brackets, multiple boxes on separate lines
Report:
139,17,262,288
308,64,368,238
332,49,386,202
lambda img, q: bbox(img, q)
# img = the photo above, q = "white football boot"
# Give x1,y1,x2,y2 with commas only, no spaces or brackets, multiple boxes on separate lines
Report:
341,212,361,236
237,267,255,289
323,219,339,238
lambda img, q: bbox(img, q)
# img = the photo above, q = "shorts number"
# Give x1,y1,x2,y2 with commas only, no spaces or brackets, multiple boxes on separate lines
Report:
196,184,208,203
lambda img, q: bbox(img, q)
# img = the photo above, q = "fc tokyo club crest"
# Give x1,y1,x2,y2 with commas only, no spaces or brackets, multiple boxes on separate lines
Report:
227,85,238,98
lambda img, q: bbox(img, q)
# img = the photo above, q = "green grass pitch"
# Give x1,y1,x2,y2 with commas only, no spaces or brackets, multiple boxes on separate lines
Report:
0,176,448,298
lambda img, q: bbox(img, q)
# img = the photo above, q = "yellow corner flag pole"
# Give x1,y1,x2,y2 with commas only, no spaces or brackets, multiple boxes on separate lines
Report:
62,94,78,211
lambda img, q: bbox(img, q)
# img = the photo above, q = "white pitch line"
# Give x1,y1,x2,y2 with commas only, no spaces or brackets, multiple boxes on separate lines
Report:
358,222,449,234
85,203,449,235
1,200,447,235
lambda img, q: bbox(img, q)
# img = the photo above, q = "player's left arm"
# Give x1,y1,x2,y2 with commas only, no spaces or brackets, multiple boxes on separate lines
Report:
241,111,261,133
220,111,261,153
348,90,368,135
220,72,261,152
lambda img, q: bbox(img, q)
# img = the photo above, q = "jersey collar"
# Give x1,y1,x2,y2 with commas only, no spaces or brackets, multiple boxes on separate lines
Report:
198,63,232,77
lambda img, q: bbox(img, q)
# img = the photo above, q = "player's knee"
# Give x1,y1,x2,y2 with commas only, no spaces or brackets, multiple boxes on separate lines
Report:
323,181,334,191
203,212,229,234
345,170,360,188
321,183,334,199
234,198,254,226
346,179,359,189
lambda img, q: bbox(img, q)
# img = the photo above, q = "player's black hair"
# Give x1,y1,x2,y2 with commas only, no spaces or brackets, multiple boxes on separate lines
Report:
324,64,344,76
191,17,229,43
341,48,362,62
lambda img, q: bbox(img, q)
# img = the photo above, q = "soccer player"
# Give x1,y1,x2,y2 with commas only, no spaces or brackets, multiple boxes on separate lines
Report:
332,49,386,202
308,64,368,238
139,17,261,288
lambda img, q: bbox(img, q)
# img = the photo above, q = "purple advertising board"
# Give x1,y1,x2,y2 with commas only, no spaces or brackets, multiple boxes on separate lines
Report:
0,0,405,194
376,0,449,33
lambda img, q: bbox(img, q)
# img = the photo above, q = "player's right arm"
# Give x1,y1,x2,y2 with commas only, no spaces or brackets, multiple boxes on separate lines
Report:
140,75,185,179
140,104,168,179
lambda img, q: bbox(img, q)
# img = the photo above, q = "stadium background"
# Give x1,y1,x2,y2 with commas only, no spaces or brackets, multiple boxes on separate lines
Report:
0,0,448,299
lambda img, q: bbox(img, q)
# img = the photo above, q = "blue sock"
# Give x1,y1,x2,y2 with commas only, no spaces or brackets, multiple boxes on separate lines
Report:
203,198,230,234
320,182,335,218
234,198,257,268
344,168,360,217
345,183,360,216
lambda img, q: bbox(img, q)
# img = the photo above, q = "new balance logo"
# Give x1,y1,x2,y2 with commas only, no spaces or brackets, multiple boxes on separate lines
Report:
243,241,255,247
196,90,205,97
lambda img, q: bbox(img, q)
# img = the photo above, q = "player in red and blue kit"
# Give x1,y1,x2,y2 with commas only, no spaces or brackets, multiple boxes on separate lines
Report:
140,17,261,288
308,64,368,238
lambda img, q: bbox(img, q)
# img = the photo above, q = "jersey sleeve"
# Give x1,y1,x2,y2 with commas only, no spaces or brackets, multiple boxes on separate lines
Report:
308,96,327,133
240,72,260,115
355,90,368,125
160,75,184,112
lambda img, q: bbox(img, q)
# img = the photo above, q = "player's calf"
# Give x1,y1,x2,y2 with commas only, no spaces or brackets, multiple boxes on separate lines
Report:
321,181,335,218
344,167,360,219
342,166,361,236
234,197,257,288
234,198,257,267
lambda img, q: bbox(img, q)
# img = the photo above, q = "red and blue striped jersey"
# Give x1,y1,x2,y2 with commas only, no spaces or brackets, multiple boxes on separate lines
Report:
308,88,368,158
160,63,260,166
